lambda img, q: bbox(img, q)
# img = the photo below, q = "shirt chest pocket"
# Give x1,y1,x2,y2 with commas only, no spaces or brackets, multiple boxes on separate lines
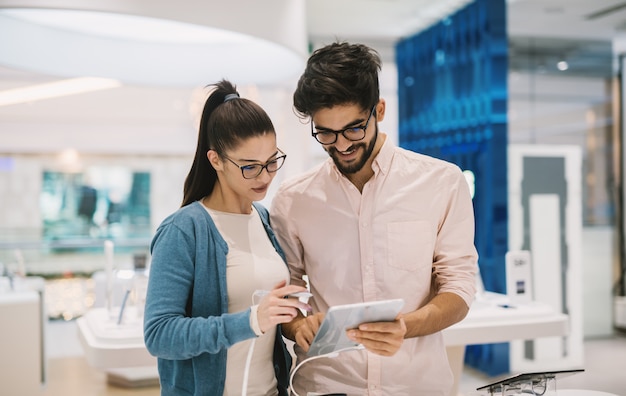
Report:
387,221,433,271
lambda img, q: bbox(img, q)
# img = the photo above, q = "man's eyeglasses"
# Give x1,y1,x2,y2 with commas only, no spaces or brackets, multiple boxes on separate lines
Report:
221,148,287,179
311,105,376,145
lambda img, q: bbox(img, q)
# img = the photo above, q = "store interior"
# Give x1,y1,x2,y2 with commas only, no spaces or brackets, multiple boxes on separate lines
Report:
1,0,626,395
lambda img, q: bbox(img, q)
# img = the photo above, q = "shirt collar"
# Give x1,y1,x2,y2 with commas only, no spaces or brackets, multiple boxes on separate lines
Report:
372,134,392,176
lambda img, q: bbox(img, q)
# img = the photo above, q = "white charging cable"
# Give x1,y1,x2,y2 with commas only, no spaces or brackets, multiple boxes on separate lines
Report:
289,345,365,396
242,289,314,396
241,337,256,396
241,290,265,396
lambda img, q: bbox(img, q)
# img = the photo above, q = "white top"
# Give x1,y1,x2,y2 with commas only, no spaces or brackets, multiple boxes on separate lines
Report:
204,205,289,396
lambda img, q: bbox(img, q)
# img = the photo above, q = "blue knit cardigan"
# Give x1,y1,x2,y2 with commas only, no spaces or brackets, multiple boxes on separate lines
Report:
144,201,291,395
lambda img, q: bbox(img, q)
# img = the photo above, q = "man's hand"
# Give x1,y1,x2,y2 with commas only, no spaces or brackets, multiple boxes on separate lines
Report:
283,312,324,352
346,316,407,356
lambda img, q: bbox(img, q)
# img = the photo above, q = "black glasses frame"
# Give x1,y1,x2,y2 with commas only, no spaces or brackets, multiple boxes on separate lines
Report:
221,148,287,179
311,105,376,145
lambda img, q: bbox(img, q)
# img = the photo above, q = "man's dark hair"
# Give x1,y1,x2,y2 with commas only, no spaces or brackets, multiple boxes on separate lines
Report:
293,42,381,118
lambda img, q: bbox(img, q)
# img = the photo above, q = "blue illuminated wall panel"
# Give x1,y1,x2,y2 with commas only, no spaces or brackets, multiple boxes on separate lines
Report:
396,0,508,376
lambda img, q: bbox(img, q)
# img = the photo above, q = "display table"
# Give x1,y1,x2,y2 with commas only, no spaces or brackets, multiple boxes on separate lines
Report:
444,292,569,346
76,307,158,387
473,369,617,396
557,391,618,396
0,289,44,395
77,307,153,369
443,292,570,396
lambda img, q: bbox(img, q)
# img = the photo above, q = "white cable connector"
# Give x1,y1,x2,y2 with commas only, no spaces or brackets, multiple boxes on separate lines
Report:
253,289,313,300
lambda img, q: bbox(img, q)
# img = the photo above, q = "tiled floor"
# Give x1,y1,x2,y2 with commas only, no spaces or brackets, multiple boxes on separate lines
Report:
38,320,626,396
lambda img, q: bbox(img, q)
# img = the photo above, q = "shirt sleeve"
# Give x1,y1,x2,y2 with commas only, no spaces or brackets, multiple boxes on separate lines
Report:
432,167,479,307
249,304,264,336
270,186,308,288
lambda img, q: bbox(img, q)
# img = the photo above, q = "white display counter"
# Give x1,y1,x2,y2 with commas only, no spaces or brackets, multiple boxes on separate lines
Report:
444,291,569,346
77,307,155,369
0,289,44,395
444,291,570,396
76,307,158,387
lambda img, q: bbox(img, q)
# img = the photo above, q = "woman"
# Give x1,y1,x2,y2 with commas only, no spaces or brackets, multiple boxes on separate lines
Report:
144,80,310,396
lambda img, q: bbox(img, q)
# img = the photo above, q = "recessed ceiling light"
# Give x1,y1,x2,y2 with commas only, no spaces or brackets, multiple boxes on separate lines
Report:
0,77,122,107
1,9,252,44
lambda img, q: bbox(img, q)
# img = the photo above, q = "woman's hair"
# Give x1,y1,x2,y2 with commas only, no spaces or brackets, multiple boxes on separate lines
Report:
181,79,276,207
293,41,381,118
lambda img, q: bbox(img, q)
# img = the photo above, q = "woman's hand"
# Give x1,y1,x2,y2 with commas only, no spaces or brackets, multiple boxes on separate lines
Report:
257,280,311,334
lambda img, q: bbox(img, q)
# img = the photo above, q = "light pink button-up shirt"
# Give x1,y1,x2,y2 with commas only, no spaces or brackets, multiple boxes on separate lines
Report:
270,138,478,396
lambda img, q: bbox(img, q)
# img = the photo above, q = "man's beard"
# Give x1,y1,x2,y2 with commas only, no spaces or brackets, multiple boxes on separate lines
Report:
328,125,378,174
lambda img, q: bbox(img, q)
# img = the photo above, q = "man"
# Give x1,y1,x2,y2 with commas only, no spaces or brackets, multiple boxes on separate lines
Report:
270,42,478,396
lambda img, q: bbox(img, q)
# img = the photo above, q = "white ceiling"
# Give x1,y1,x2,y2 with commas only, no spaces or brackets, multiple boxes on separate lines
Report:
2,0,626,85
506,0,626,40
305,0,626,78
307,0,626,43
0,0,622,149
306,0,472,53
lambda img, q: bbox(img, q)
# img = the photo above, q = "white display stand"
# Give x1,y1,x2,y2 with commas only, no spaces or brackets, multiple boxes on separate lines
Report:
557,391,619,396
77,307,154,368
0,288,44,395
443,291,569,396
76,307,158,387
507,145,583,372
505,250,533,303
76,241,157,387
473,369,618,396
476,369,583,395
475,369,618,396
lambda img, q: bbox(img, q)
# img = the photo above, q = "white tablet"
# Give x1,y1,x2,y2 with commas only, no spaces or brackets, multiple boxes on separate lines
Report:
307,298,405,357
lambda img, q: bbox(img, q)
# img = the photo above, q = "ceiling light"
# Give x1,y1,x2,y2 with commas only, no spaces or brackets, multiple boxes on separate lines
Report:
0,77,122,107
0,2,307,87
557,60,569,71
0,9,252,44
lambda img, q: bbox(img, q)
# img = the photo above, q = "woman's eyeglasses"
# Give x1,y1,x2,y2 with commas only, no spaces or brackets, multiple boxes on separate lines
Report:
221,148,287,179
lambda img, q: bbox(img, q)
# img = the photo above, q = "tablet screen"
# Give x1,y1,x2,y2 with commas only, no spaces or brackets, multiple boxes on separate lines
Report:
307,299,405,356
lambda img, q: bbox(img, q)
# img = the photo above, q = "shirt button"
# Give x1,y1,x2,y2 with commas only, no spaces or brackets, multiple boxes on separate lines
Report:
362,222,368,227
